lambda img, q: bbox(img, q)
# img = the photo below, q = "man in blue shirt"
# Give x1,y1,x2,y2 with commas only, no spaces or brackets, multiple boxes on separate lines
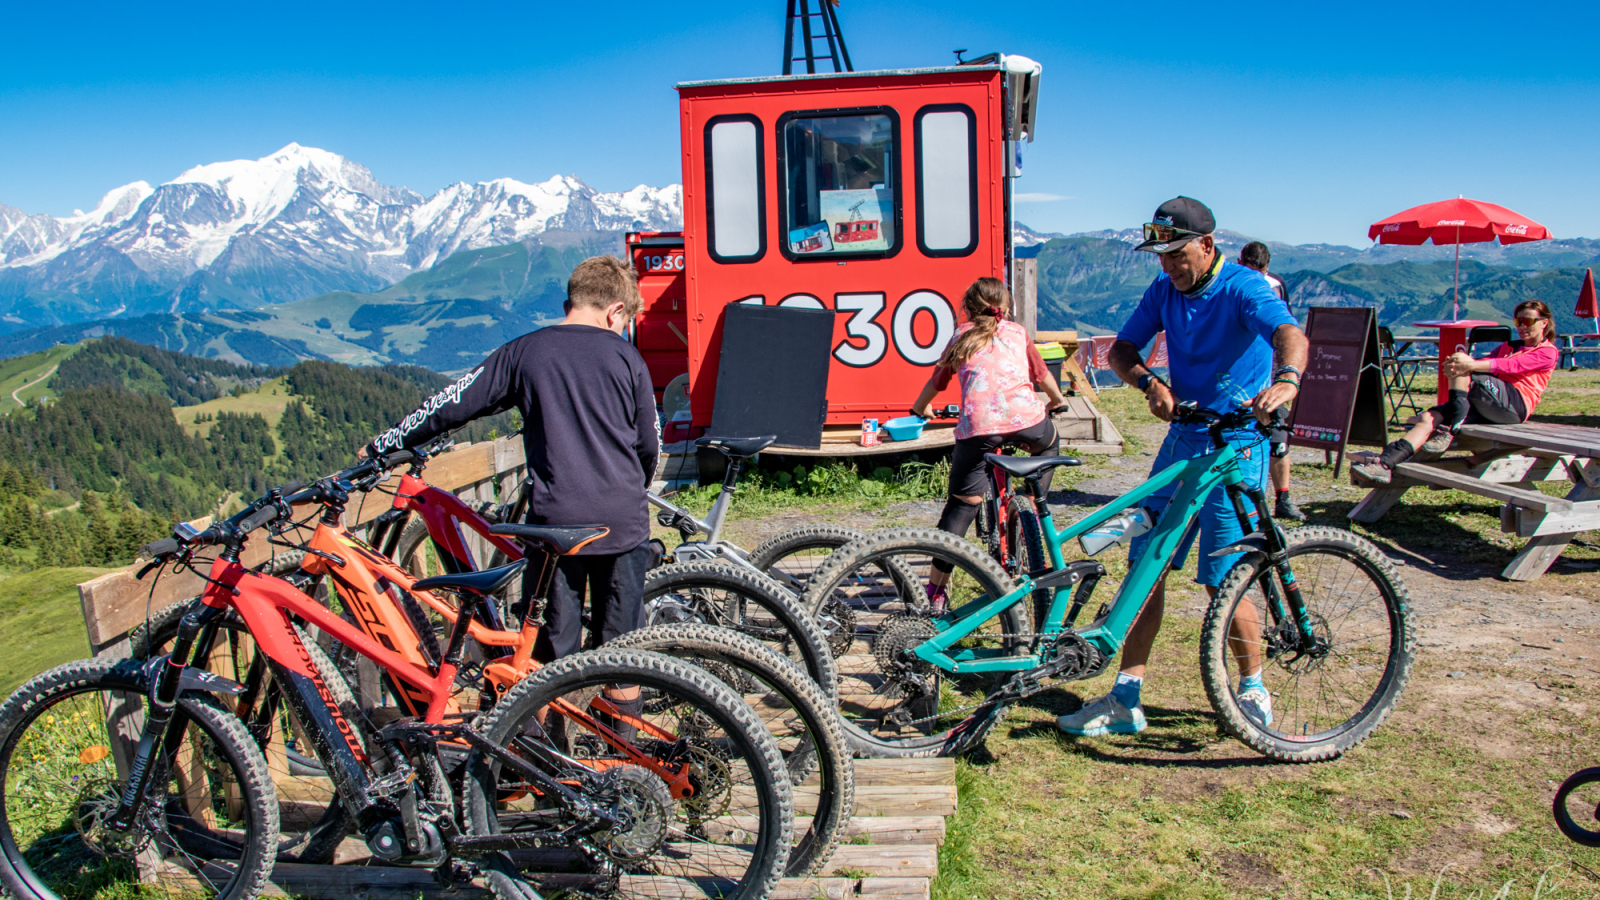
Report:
1058,197,1308,738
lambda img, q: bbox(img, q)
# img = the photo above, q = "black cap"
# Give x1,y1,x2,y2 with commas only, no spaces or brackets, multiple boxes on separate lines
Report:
1134,196,1216,253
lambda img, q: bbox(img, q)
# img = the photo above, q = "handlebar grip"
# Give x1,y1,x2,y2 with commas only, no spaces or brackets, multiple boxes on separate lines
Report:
384,449,415,468
238,503,281,535
276,479,304,496
141,537,179,560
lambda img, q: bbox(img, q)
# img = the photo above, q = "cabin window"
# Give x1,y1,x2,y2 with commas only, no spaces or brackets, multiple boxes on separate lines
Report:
915,105,978,256
705,115,765,262
779,109,901,259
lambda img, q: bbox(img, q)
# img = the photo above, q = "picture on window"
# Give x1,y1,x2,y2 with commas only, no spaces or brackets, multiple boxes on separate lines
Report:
783,113,897,256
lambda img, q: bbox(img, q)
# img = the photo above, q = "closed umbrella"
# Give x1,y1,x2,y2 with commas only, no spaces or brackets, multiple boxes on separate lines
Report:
1368,197,1550,321
1577,268,1598,335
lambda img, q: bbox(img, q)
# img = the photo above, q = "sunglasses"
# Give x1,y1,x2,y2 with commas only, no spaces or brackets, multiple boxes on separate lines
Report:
1143,223,1201,244
1515,316,1545,326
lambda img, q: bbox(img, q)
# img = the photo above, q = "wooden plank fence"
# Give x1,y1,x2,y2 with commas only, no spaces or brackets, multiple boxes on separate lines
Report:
72,436,957,900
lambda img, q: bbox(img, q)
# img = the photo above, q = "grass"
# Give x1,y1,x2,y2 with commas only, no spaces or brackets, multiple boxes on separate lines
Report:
0,343,80,414
0,567,110,694
175,375,293,437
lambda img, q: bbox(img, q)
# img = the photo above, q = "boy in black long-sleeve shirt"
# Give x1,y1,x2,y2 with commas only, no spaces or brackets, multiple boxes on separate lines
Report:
365,256,659,688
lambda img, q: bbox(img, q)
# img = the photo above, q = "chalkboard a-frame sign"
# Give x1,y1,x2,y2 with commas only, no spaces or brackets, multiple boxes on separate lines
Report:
1288,306,1387,476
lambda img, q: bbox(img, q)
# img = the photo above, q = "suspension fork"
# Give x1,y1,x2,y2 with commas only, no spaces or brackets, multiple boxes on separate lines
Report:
1225,481,1317,647
108,602,227,830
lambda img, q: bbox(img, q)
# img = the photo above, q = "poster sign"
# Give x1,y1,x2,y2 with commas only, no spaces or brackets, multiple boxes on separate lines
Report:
1288,306,1388,475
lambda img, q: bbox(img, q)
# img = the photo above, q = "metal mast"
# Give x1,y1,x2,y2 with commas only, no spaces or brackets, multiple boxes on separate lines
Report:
782,0,853,74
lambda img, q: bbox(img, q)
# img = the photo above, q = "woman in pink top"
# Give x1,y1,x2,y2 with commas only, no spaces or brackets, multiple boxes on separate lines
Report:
910,277,1069,610
1355,300,1559,483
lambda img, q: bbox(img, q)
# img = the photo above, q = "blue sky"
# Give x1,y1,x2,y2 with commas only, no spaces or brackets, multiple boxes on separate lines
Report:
4,1,1598,246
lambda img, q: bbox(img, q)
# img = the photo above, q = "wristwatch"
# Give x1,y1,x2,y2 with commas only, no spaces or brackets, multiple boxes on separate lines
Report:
1136,372,1166,395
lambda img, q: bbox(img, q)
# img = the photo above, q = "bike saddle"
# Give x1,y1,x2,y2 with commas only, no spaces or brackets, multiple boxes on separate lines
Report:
488,523,610,556
983,454,1083,479
411,559,527,597
695,434,778,458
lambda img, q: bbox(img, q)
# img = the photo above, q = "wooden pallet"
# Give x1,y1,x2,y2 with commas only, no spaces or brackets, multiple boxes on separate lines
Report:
268,757,957,900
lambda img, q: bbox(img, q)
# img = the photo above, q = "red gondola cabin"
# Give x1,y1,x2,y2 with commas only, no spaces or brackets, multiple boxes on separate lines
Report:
629,54,1042,435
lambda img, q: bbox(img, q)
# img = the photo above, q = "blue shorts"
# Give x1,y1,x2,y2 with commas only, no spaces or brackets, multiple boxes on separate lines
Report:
1128,425,1269,587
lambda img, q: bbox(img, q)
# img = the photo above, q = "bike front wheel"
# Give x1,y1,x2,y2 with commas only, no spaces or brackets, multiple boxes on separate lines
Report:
1199,525,1415,762
0,657,278,900
1554,767,1600,847
464,647,793,900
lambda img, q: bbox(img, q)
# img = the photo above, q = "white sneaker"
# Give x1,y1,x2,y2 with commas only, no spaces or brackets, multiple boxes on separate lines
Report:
1056,693,1146,737
1238,686,1273,727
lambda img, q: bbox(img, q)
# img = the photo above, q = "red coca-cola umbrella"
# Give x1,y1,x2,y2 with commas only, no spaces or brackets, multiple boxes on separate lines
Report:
1368,197,1551,321
1577,268,1598,335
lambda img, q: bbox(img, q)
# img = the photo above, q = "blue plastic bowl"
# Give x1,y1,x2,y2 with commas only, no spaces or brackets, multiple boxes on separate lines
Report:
883,416,926,441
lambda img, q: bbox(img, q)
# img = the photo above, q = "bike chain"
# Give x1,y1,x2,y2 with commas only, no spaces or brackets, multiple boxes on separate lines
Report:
885,631,1102,729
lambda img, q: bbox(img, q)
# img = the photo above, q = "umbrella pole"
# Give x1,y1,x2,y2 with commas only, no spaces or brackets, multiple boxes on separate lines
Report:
1453,226,1461,321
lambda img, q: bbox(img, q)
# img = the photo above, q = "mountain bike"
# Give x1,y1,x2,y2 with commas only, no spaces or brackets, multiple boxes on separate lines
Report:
802,405,1415,761
372,436,841,697
137,453,849,875
3,471,795,900
1554,767,1600,846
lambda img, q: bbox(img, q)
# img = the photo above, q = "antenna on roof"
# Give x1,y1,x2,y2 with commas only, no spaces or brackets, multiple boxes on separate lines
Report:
783,0,852,75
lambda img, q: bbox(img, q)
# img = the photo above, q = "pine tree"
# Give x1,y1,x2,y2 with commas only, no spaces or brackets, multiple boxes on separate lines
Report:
86,509,115,565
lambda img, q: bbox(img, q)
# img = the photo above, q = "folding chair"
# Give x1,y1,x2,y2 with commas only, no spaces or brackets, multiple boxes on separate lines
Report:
1379,325,1436,426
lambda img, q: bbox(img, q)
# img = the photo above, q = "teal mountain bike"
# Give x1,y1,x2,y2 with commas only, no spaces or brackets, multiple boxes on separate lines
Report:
802,405,1414,762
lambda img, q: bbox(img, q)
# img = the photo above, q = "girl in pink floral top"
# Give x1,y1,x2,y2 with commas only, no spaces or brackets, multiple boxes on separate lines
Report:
910,277,1069,610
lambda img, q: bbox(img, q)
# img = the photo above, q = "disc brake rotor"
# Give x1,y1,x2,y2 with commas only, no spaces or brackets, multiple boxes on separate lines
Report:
589,766,672,865
74,777,151,860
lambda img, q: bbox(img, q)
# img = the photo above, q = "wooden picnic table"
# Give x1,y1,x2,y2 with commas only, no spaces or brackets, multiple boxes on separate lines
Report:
1349,421,1600,581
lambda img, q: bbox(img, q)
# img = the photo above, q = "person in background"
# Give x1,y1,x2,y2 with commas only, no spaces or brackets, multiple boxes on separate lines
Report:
910,276,1070,612
364,255,659,736
1354,299,1559,483
1237,241,1304,521
1057,197,1308,738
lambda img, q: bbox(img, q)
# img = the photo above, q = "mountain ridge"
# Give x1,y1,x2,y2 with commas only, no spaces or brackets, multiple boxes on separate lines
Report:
0,144,681,331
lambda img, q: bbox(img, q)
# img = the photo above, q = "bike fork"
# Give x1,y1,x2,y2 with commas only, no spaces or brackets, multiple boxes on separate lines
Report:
108,603,226,830
1228,484,1317,647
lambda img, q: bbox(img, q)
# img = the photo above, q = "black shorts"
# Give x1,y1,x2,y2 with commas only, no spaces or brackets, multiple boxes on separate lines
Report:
533,540,651,663
948,416,1059,497
1464,373,1526,425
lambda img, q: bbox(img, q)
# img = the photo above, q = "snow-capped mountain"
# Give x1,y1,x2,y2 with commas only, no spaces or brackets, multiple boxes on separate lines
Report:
0,144,682,329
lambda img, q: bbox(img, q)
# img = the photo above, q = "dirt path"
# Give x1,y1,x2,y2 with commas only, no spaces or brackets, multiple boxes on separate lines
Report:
11,362,58,406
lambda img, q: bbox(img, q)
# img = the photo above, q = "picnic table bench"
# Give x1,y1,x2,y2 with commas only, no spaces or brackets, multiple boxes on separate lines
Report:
1349,421,1600,581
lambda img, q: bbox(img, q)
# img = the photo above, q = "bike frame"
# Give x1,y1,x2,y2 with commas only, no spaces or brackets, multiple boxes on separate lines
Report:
296,510,696,792
914,437,1296,674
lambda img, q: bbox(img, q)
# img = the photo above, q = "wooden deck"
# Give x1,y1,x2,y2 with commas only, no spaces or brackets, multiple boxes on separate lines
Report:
657,397,1124,487
270,757,959,900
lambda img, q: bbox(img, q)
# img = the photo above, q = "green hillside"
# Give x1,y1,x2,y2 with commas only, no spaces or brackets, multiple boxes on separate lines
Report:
0,343,81,414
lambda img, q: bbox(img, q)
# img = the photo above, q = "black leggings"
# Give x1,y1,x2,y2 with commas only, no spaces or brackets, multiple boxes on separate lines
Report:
934,417,1059,572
